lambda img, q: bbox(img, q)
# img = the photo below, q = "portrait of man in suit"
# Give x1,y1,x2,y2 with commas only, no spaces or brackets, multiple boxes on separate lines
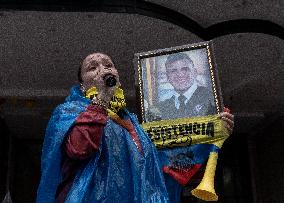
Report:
155,52,216,120
143,51,216,121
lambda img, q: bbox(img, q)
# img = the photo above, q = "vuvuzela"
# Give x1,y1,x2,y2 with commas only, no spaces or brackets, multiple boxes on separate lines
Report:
191,152,219,201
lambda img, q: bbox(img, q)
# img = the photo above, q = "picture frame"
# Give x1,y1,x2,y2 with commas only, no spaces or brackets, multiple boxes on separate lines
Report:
134,41,224,123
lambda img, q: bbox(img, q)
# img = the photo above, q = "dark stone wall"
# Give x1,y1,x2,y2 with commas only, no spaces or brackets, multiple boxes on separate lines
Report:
0,118,9,201
254,117,284,203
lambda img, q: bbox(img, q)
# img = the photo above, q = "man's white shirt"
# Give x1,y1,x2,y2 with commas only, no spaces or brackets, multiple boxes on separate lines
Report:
173,82,198,109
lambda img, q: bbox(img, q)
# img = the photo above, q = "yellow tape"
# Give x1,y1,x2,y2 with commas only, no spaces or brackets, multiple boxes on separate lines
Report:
141,115,229,149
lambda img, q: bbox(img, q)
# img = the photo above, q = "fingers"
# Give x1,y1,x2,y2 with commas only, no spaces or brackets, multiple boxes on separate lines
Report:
221,116,234,128
225,123,233,134
219,112,234,134
220,117,234,134
219,112,234,121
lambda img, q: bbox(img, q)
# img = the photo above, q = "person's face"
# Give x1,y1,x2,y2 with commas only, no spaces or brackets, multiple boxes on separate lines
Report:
166,59,196,93
81,53,120,90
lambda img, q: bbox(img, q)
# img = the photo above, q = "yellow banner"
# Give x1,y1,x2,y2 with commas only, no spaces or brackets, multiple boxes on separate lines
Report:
141,115,229,149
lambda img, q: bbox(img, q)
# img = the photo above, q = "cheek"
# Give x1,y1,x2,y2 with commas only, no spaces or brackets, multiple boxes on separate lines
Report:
168,75,176,83
82,72,96,84
177,71,191,81
184,72,191,79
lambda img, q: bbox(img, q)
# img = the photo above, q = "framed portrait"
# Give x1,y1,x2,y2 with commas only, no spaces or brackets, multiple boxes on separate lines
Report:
134,41,223,123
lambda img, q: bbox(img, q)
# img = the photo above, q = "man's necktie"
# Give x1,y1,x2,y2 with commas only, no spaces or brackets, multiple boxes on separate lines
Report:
178,95,187,114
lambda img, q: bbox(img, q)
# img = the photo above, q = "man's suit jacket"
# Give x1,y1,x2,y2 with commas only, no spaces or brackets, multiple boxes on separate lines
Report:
156,86,216,120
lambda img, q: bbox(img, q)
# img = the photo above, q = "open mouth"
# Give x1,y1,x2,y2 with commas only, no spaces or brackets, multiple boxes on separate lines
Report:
103,74,117,87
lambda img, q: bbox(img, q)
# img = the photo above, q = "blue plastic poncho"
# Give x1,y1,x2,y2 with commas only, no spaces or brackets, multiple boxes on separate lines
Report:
37,85,169,203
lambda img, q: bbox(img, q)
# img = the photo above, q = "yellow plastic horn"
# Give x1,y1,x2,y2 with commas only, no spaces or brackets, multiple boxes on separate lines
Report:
191,152,219,201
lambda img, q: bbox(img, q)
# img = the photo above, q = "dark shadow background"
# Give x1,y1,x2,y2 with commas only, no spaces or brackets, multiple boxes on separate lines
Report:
0,0,283,202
